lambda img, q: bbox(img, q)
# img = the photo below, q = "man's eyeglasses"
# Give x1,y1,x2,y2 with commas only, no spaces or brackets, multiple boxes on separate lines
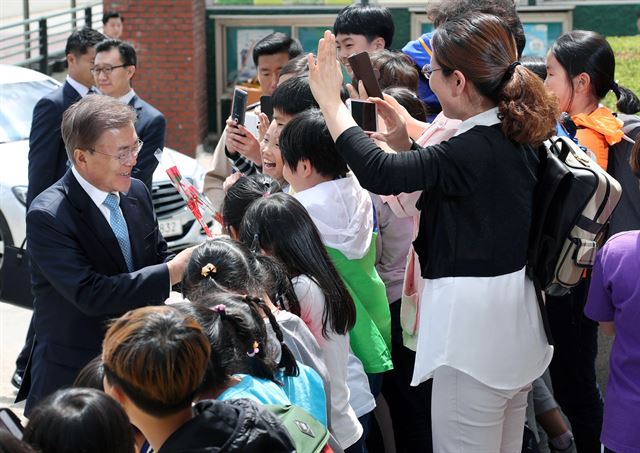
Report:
90,64,130,76
421,63,443,80
89,140,143,164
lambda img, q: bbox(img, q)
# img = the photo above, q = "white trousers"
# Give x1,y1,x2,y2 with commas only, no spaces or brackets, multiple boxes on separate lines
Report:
431,366,531,453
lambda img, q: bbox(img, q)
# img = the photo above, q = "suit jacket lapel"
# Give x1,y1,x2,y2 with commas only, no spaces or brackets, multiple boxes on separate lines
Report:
63,171,129,272
62,81,82,108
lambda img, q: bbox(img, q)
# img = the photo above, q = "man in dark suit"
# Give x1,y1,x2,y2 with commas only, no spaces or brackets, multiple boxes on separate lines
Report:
93,39,166,190
14,28,106,391
26,27,105,208
23,95,195,415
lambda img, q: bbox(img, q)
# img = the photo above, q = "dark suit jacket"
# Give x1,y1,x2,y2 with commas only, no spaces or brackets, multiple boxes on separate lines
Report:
129,95,166,190
26,81,82,207
24,171,173,414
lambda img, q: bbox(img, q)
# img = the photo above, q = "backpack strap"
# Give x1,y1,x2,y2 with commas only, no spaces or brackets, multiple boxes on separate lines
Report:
418,36,433,57
533,278,554,346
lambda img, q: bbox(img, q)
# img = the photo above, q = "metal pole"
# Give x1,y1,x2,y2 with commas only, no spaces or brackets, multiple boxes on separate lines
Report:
38,18,48,74
71,0,77,29
23,0,30,60
84,7,92,29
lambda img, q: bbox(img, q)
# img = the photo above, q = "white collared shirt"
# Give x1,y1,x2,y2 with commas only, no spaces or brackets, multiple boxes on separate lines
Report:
117,89,136,105
454,107,501,137
65,75,92,98
71,166,120,224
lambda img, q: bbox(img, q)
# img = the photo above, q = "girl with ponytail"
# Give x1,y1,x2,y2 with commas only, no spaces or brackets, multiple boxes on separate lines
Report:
545,30,640,170
307,12,556,451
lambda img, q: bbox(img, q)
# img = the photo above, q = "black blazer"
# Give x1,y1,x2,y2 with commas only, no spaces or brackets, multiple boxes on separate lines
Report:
23,171,173,413
26,81,81,207
129,95,166,190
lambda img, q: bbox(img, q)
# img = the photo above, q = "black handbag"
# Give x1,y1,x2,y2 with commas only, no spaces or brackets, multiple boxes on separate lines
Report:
0,239,34,309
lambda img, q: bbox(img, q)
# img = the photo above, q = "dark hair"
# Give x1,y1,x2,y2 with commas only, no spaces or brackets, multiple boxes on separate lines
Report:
239,192,356,337
74,356,105,390
186,291,298,380
102,306,211,418
521,55,547,81
432,13,557,144
271,75,319,117
427,0,525,58
23,388,134,453
102,11,123,24
95,39,137,66
222,174,282,234
279,108,349,178
279,54,310,79
369,50,419,92
383,86,428,122
333,5,395,48
630,138,640,178
252,32,303,66
65,27,105,57
550,30,640,115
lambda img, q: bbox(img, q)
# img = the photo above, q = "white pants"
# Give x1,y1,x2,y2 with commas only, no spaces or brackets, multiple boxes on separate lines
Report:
431,366,531,453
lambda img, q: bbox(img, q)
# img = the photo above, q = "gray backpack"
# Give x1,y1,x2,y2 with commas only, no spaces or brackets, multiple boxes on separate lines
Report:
606,114,640,237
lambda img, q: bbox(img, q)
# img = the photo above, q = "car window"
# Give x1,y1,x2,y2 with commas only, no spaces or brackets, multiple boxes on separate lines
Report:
0,80,59,143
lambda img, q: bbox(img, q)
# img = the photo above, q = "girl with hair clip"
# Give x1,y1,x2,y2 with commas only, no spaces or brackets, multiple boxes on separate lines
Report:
181,237,329,427
307,13,557,452
171,297,291,406
545,30,640,171
239,192,368,450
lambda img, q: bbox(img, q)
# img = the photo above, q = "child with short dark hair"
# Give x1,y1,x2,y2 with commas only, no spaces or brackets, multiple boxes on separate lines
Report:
333,4,394,77
23,387,135,453
280,108,393,385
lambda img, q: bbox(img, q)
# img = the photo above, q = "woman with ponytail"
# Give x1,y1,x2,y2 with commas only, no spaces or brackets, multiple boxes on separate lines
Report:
545,30,640,170
307,13,556,452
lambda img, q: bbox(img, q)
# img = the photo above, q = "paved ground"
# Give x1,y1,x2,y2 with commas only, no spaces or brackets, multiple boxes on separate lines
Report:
0,302,31,421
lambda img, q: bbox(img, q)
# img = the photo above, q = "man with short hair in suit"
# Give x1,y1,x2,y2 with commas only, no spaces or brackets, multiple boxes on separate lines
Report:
14,27,105,392
26,27,105,207
93,39,166,191
23,95,195,415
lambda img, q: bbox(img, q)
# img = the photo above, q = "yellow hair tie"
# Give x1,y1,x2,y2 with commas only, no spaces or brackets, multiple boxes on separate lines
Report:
201,263,217,278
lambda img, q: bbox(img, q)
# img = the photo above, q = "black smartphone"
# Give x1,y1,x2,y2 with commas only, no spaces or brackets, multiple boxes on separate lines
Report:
0,408,24,439
231,88,248,126
347,51,384,98
260,95,273,122
349,99,377,132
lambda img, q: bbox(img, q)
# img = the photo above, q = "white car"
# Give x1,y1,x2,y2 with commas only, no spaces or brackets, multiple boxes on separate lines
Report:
0,64,209,282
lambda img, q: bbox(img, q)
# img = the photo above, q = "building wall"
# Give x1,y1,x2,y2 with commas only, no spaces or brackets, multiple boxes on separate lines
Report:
103,0,208,156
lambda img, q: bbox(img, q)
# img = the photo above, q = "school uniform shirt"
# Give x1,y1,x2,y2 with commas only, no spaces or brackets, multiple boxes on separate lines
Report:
293,274,363,448
585,231,640,453
294,176,393,375
334,108,553,390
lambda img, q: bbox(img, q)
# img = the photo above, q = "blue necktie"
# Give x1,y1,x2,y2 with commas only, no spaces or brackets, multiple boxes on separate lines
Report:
103,193,134,272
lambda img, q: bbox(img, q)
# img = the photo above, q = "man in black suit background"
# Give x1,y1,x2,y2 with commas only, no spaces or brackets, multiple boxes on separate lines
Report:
26,27,105,207
13,28,105,391
23,95,195,415
93,39,166,190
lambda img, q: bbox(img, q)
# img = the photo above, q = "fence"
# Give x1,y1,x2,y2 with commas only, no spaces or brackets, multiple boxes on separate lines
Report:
0,2,102,74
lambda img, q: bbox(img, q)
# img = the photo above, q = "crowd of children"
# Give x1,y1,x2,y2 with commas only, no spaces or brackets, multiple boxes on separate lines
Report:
5,1,640,453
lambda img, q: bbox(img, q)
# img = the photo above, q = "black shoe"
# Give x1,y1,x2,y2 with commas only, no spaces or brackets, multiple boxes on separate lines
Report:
10,370,23,389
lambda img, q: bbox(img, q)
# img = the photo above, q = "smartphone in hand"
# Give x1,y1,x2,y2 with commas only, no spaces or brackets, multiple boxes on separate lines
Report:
347,51,383,99
349,99,377,132
260,95,273,122
231,88,248,126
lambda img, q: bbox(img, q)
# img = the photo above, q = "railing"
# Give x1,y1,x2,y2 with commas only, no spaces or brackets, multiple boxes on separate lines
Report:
0,2,102,74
